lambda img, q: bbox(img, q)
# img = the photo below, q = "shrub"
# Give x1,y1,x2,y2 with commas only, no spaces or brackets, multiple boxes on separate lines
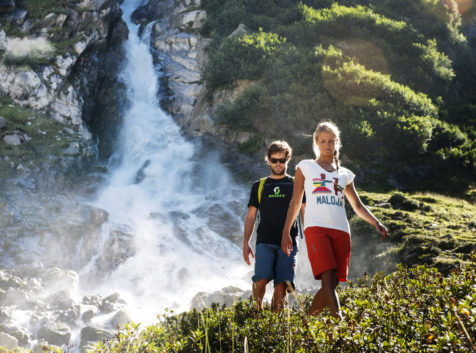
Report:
83,262,476,353
204,30,286,92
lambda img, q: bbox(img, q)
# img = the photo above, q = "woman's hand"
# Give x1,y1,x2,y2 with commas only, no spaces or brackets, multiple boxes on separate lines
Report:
376,222,388,240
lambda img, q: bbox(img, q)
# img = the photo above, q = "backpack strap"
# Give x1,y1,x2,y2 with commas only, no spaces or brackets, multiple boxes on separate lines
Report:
292,176,305,239
257,177,267,204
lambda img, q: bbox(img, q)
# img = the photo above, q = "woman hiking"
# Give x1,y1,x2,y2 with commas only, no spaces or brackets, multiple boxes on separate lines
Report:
281,121,388,319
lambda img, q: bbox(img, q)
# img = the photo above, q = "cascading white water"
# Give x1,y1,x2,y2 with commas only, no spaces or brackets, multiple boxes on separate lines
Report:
0,2,315,351
86,0,250,323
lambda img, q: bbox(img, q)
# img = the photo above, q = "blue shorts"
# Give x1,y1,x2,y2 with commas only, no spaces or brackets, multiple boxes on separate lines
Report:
252,242,298,287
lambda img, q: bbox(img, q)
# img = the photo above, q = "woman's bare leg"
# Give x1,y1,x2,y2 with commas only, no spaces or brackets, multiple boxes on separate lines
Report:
308,269,341,319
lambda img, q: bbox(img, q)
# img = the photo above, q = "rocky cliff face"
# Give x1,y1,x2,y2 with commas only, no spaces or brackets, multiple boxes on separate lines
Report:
136,0,266,178
0,0,127,191
131,0,210,134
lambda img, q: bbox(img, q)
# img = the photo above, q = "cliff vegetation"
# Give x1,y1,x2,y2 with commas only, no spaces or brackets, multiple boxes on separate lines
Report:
201,0,475,198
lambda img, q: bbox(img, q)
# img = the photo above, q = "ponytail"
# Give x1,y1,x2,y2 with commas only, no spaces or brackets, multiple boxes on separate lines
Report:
333,150,340,171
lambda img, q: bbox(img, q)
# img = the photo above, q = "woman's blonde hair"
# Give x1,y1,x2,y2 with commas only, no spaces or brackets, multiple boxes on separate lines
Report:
313,121,342,170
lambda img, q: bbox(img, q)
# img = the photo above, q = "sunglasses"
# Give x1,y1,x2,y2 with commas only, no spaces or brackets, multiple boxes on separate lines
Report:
269,157,288,164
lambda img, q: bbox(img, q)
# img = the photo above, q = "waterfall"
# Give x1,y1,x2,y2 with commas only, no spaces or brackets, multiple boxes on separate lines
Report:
85,0,249,323
0,1,312,351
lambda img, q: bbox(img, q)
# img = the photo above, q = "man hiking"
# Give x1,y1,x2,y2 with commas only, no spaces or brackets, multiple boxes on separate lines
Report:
243,140,304,311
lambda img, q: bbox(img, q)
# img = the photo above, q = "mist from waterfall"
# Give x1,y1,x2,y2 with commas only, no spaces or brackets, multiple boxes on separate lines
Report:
85,0,250,323
0,2,315,351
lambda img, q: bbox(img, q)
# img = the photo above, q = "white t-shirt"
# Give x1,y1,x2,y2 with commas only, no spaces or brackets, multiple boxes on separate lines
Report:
297,159,355,234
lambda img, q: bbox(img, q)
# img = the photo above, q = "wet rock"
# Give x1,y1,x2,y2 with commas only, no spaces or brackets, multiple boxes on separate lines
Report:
8,9,28,26
131,4,152,24
95,230,135,273
191,286,248,310
81,309,95,323
110,310,131,329
37,320,71,347
0,309,10,322
0,270,26,290
0,332,18,350
80,326,113,353
42,268,79,292
3,288,29,305
99,292,126,313
0,323,29,346
0,30,5,50
82,294,103,307
47,290,81,324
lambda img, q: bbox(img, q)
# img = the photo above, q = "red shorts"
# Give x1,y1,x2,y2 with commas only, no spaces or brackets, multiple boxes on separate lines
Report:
304,226,351,282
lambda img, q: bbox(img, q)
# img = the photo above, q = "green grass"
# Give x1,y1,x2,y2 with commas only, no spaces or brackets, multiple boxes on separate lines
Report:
18,261,474,353
349,190,476,276
0,96,78,176
16,0,79,19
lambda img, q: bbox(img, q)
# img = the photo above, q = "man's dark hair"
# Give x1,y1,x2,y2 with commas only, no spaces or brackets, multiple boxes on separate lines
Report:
265,140,292,161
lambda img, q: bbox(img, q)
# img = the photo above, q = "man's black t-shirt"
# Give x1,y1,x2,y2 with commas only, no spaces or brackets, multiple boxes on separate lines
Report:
248,176,301,246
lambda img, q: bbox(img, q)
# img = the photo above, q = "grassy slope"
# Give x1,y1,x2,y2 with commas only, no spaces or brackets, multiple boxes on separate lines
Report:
0,97,81,187
76,262,475,352
349,190,476,277
2,191,471,353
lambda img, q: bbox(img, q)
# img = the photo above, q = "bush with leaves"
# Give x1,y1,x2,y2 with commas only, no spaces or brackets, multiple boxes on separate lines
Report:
79,261,476,353
201,0,475,196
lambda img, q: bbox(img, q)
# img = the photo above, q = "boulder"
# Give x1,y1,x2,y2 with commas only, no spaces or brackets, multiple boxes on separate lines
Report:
37,321,71,347
131,4,152,24
193,11,206,29
46,290,81,324
191,286,249,310
0,332,18,350
82,294,103,307
99,292,126,313
110,310,131,329
229,23,249,37
0,323,29,346
80,326,113,353
0,270,26,290
95,230,135,273
81,309,95,323
3,134,21,146
7,9,27,26
0,30,6,50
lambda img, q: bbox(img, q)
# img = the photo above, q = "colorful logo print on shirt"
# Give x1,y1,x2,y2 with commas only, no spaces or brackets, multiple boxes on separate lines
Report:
312,173,345,207
312,173,343,196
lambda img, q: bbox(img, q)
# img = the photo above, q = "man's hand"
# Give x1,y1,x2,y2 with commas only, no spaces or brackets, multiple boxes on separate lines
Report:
243,242,254,265
281,232,293,256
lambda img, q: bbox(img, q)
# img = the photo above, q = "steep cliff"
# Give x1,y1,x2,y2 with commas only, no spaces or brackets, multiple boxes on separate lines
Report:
0,0,127,192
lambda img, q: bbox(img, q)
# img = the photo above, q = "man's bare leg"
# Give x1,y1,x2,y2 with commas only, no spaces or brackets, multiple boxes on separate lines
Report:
253,279,267,310
271,282,286,312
